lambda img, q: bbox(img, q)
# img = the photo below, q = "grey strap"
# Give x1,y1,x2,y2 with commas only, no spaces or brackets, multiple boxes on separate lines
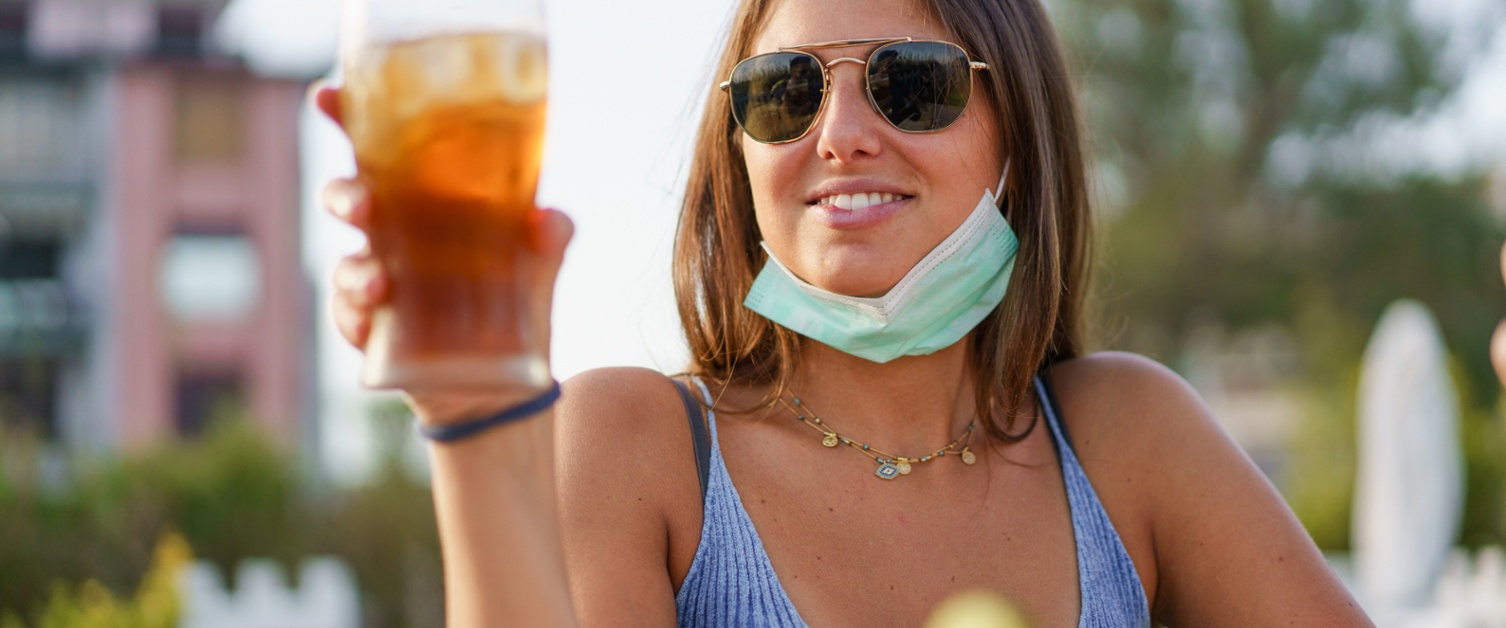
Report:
1036,372,1071,447
672,379,712,503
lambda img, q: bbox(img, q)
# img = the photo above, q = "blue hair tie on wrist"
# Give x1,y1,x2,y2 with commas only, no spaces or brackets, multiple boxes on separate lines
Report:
418,380,562,443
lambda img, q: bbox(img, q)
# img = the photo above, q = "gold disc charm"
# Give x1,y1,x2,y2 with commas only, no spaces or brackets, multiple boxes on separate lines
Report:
897,460,912,475
960,449,977,465
822,433,840,448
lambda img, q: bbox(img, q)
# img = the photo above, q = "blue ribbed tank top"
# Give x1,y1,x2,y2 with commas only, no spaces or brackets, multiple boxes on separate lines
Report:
673,375,1150,627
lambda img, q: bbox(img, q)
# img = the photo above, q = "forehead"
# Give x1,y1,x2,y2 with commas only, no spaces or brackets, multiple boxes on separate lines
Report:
750,0,952,55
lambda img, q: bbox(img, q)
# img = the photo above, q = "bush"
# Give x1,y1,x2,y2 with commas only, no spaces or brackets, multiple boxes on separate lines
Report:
0,416,441,628
0,532,189,628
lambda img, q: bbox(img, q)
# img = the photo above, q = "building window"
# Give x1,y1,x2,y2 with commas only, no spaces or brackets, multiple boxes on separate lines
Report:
158,231,261,322
0,238,60,280
0,2,27,61
0,359,58,439
175,366,244,437
174,78,243,164
153,6,202,58
0,74,85,179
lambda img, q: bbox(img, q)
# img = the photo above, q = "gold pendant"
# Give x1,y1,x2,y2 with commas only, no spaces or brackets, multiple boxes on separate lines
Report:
822,433,839,448
961,449,977,465
897,460,912,475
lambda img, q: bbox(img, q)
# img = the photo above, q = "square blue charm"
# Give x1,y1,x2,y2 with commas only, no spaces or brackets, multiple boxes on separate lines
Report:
875,462,901,480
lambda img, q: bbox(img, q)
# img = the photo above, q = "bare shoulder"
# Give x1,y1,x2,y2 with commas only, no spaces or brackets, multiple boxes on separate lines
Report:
556,366,700,495
558,366,688,436
1043,351,1214,457
1047,352,1369,625
553,367,703,621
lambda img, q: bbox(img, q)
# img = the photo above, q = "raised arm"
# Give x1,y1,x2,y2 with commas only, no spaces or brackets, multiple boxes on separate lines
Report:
315,83,579,627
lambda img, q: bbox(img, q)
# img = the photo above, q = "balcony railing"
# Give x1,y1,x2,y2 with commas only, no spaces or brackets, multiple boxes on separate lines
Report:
0,279,88,358
0,71,91,236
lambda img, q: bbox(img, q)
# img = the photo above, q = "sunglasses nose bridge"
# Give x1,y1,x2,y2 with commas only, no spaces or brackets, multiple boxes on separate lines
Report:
824,57,867,70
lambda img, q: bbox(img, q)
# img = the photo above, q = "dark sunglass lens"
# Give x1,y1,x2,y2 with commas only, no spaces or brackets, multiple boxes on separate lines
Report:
728,52,824,143
867,42,972,132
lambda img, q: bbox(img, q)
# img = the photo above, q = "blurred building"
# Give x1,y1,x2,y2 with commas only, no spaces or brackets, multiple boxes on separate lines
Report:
0,0,310,450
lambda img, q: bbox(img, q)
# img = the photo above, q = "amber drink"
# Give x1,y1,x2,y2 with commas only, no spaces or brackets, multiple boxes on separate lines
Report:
343,31,550,389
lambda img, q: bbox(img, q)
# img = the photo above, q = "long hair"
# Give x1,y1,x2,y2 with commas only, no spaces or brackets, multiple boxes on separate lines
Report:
671,0,1093,441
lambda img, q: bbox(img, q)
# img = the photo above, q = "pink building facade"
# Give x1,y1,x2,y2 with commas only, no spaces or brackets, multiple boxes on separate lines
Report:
0,0,311,449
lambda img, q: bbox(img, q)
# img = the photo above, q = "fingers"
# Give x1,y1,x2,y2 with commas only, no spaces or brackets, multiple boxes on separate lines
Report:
530,207,575,266
1498,241,1506,389
331,253,389,348
323,178,372,230
1494,319,1506,390
308,80,344,128
334,253,389,308
331,291,372,349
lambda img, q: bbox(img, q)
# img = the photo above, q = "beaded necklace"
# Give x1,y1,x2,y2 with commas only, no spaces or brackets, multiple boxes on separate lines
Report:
777,395,978,480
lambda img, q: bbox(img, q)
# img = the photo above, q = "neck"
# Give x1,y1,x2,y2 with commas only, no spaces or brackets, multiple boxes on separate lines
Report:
787,336,979,455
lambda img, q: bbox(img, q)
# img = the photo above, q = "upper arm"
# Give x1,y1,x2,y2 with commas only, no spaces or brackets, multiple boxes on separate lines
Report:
555,367,698,627
1051,353,1371,627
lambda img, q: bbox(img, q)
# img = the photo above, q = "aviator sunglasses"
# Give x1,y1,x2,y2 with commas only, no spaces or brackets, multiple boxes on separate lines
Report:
720,37,990,144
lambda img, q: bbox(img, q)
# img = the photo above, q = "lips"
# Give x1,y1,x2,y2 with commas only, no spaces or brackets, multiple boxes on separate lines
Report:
810,195,910,230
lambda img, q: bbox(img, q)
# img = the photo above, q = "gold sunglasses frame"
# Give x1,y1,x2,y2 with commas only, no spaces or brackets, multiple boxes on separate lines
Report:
718,37,991,144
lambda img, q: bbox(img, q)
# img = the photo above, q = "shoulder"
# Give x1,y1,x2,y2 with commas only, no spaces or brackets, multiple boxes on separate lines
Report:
1042,351,1217,460
553,369,704,618
556,366,699,474
1041,351,1251,510
1043,353,1363,624
1040,352,1236,606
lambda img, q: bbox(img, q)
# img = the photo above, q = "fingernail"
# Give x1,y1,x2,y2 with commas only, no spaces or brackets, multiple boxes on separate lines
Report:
323,179,366,219
336,261,373,293
305,79,326,105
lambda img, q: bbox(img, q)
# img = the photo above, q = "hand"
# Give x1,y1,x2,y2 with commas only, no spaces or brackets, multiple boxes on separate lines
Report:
312,82,575,425
1495,240,1506,389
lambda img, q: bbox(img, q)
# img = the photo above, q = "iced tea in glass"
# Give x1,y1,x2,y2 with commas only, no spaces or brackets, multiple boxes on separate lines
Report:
340,0,550,390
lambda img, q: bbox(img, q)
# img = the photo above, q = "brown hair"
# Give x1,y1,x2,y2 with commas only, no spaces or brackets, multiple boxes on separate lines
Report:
671,0,1093,441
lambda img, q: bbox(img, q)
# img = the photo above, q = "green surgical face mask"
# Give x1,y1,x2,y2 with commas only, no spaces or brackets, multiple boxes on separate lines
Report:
743,163,1019,363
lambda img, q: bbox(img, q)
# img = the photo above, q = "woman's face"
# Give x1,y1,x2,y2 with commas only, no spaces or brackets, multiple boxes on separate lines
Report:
743,0,1005,298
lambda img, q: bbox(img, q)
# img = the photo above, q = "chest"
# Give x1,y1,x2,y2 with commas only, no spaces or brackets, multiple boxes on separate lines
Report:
715,420,1083,628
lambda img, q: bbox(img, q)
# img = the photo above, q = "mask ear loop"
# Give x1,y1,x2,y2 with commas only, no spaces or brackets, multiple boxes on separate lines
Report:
990,158,1012,207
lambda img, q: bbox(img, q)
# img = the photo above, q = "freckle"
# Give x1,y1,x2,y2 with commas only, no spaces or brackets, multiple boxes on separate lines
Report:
951,576,956,583
828,507,834,512
816,555,822,561
890,585,895,591
1278,555,1285,563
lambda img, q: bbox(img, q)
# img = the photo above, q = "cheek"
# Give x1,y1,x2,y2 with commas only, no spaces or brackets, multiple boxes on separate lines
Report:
742,146,800,237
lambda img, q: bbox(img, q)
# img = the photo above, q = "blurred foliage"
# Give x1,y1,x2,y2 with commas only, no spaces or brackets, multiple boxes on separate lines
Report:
0,407,441,628
0,533,189,628
1053,0,1506,549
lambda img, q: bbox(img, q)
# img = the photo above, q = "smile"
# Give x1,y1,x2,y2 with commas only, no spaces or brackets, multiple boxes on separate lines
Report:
812,192,912,210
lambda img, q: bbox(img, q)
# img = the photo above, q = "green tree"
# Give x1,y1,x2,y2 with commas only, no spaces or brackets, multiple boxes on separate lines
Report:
1054,0,1506,547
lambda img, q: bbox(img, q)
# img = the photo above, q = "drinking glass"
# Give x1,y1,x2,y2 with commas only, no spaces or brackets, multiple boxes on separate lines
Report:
340,0,551,390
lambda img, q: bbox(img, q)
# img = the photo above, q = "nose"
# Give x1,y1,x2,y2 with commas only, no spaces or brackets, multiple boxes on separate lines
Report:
813,60,883,163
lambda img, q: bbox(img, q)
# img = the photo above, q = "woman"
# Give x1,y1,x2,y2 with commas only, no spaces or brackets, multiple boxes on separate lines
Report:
318,0,1372,624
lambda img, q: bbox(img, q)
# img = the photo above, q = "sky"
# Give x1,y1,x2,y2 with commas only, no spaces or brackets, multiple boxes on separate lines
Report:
216,0,1506,483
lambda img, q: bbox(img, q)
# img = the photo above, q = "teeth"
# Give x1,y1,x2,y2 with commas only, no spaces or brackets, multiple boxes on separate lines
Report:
818,192,902,210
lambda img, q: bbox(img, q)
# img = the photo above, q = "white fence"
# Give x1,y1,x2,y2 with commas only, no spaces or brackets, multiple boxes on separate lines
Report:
177,557,360,628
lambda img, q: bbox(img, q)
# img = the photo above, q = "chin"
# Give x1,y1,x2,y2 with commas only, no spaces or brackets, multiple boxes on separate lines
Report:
811,276,899,299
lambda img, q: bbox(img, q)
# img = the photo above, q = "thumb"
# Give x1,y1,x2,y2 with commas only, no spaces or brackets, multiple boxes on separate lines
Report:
531,207,574,270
